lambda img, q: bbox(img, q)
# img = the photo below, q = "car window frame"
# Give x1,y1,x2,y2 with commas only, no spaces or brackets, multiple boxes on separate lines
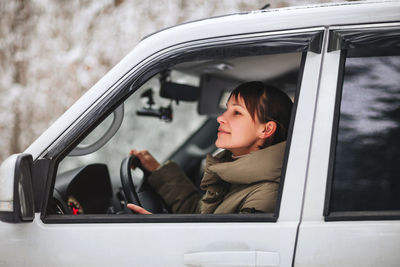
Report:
39,28,323,224
324,25,400,221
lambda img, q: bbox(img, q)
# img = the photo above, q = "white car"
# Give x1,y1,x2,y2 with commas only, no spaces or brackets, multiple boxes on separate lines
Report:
1,1,399,266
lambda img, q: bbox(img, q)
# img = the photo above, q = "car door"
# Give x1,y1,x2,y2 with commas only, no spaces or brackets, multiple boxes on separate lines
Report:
0,26,325,267
294,23,400,267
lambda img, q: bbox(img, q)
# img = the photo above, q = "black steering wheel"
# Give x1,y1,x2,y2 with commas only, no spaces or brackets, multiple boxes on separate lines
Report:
120,155,168,213
120,155,143,207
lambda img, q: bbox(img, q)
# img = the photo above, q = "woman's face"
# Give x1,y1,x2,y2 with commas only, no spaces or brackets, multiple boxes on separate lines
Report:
216,95,265,156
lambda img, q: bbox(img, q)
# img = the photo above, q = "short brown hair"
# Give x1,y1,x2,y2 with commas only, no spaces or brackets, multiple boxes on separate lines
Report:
229,81,293,148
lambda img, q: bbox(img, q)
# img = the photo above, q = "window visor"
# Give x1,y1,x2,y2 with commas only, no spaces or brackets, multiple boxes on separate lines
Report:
328,26,400,56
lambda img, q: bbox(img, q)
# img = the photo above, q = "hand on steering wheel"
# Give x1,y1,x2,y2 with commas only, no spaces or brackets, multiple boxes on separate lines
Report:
120,151,169,214
129,149,160,172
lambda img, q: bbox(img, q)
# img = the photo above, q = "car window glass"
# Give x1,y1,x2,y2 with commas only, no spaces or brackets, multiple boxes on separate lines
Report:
329,53,400,213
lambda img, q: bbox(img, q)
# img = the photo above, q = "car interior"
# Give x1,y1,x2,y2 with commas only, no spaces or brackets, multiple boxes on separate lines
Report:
47,51,303,216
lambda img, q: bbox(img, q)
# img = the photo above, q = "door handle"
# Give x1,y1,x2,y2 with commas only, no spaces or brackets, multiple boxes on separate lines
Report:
184,251,279,267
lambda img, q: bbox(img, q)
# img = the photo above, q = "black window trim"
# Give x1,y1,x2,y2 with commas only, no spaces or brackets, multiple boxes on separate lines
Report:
324,49,346,221
328,25,400,52
39,29,322,224
324,28,400,221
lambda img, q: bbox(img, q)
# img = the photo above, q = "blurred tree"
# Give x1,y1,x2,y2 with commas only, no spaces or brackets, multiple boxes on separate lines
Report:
0,0,338,162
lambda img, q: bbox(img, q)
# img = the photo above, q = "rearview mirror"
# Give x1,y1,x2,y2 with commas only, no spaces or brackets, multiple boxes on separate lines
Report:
160,82,199,102
0,154,34,223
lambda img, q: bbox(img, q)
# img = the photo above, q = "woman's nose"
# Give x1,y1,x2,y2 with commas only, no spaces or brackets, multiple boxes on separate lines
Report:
217,112,227,124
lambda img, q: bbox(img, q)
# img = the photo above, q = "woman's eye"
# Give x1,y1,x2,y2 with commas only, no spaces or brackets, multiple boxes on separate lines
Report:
233,111,241,115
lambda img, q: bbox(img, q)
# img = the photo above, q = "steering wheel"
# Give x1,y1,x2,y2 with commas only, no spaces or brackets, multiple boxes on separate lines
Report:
120,155,168,213
120,155,143,206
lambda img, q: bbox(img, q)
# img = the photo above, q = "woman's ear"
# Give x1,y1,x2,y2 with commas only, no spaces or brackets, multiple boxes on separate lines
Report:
260,121,277,139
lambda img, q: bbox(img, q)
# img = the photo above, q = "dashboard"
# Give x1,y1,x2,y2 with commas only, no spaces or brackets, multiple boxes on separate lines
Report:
50,164,115,215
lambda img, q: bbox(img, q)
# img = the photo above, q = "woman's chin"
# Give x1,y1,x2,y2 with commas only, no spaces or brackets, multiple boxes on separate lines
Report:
216,139,230,150
215,140,224,149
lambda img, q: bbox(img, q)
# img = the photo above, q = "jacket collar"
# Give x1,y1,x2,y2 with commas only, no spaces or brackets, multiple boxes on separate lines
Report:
206,141,286,185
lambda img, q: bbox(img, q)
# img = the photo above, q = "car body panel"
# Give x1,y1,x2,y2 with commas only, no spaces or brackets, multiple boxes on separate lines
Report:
294,23,400,266
0,2,399,267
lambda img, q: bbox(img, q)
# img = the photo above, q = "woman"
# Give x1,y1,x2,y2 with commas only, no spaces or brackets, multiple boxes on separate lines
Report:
128,81,293,214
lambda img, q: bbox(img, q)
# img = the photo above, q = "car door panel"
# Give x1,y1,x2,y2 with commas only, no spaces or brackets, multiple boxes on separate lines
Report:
295,23,400,267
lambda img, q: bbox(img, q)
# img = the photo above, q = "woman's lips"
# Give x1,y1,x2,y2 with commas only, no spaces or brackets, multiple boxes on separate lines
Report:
218,128,230,134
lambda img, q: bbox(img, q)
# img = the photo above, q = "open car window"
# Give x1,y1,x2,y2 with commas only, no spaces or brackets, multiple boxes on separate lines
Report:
54,74,208,215
43,29,321,222
58,73,207,186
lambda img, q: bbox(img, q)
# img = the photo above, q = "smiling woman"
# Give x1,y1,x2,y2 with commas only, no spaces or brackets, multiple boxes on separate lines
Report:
128,81,293,214
216,92,267,157
216,82,293,156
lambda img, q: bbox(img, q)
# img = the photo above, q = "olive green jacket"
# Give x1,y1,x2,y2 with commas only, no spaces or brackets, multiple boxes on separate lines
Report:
147,141,286,214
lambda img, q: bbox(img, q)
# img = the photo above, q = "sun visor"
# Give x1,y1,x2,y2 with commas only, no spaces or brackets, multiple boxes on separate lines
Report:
198,74,240,117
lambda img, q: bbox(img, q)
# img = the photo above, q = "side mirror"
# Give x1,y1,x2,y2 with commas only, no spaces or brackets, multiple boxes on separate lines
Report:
0,154,34,223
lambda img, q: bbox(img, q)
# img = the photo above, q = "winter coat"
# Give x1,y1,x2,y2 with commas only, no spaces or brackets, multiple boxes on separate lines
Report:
147,141,286,214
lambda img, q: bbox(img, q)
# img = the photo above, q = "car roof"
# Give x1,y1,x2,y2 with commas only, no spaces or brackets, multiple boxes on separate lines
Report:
143,1,400,41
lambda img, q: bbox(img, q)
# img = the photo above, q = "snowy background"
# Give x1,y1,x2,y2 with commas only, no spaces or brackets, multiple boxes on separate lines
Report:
0,0,343,163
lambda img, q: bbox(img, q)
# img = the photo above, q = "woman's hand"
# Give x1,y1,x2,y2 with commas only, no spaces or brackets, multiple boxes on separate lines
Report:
127,203,152,214
129,149,161,172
